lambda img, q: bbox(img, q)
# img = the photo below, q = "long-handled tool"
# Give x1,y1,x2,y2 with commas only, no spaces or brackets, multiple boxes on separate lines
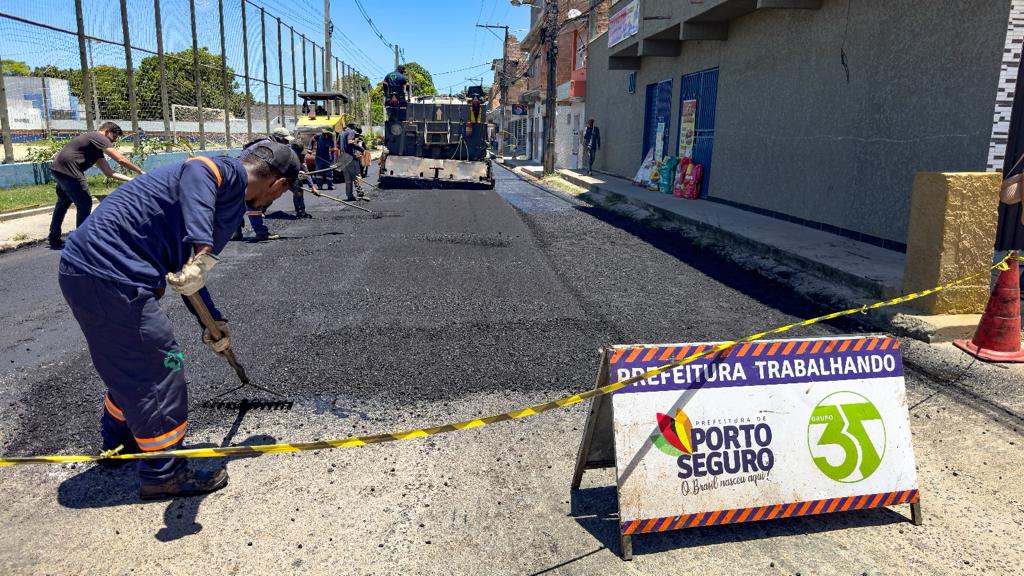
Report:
305,186,376,214
186,292,292,410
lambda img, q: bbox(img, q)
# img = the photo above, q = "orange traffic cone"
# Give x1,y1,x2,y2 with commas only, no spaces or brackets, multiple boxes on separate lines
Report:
953,258,1024,362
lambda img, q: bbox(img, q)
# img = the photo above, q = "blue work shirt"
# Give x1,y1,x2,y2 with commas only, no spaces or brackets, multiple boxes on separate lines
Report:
314,134,334,162
339,128,357,155
62,156,247,289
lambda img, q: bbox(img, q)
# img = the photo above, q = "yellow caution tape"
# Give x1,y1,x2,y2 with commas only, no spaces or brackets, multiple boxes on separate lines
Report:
1,253,1017,467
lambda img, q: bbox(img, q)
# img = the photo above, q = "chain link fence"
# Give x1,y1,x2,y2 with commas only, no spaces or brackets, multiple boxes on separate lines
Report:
0,0,377,164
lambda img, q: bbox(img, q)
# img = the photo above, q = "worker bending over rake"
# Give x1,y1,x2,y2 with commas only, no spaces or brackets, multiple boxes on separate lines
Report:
58,143,299,500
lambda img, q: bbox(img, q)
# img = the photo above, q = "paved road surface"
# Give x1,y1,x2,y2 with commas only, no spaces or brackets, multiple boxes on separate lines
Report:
0,166,1021,574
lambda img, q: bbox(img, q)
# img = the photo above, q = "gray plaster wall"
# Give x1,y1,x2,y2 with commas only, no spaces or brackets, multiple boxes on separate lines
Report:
587,0,1011,244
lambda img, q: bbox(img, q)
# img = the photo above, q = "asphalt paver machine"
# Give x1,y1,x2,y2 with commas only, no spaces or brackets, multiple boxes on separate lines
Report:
378,86,495,190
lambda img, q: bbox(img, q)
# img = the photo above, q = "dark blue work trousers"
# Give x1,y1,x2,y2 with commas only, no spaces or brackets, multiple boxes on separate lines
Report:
314,156,334,189
58,260,187,482
48,172,91,244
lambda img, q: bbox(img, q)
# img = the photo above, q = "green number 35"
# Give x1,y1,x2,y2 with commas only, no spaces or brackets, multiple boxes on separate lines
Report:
810,400,884,482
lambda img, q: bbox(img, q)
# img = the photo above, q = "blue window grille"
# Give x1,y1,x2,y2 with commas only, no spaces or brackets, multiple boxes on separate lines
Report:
642,79,673,161
678,68,719,197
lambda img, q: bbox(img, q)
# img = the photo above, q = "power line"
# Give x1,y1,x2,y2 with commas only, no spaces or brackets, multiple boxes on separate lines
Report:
352,0,395,50
433,61,494,77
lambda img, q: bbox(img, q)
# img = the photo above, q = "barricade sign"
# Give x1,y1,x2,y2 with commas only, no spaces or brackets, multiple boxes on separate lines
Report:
572,336,922,560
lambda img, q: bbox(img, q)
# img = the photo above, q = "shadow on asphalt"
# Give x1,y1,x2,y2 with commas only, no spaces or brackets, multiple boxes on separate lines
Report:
568,485,911,559
571,202,866,335
57,406,277,542
906,361,1024,437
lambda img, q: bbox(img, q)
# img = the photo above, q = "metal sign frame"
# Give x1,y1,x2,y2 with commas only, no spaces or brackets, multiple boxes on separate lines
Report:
572,340,923,560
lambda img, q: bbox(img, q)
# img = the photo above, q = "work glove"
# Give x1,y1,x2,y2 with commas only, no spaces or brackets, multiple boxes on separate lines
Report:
165,252,220,296
202,319,231,357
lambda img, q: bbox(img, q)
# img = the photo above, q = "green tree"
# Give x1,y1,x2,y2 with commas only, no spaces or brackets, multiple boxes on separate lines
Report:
403,62,436,97
136,48,248,120
2,59,30,76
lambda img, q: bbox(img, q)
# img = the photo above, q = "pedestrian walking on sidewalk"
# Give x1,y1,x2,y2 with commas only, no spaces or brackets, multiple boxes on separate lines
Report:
58,143,298,500
584,118,601,176
48,122,145,250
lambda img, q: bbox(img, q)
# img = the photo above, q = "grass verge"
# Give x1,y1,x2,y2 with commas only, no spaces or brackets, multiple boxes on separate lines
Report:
0,176,122,214
540,174,588,197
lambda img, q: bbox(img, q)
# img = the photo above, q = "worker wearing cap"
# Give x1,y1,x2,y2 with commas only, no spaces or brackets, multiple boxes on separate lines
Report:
232,127,295,241
311,127,337,190
337,123,363,201
58,143,298,499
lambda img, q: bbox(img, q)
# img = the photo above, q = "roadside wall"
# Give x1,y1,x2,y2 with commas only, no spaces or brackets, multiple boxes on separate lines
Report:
587,0,1011,247
0,148,243,188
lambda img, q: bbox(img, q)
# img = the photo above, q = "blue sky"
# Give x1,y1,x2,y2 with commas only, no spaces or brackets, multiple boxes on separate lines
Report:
2,0,531,97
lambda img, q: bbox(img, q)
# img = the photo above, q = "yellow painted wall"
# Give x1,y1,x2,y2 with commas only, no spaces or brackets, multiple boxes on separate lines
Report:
902,172,1001,314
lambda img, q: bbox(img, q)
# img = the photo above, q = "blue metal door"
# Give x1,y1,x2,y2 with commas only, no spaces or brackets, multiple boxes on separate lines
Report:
642,79,673,161
678,68,718,197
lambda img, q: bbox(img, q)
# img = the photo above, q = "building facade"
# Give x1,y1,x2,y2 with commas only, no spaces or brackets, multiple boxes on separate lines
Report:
586,0,1019,250
488,34,530,157
517,0,609,168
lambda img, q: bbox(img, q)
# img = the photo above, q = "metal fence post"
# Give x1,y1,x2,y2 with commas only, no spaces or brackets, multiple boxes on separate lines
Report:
240,0,252,142
154,0,172,150
189,0,205,150
74,0,95,130
277,17,284,129
302,35,308,92
219,0,231,147
261,7,269,134
0,57,14,163
120,0,140,153
40,77,52,136
290,27,297,115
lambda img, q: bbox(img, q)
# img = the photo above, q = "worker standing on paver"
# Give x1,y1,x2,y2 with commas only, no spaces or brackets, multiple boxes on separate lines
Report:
48,122,145,250
233,127,296,241
381,65,410,122
57,143,298,499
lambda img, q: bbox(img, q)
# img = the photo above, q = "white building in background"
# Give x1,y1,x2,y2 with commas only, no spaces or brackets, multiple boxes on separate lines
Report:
2,76,83,131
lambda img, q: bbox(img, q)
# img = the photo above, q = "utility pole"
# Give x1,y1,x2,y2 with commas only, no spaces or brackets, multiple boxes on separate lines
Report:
394,45,399,69
477,23,510,159
543,0,558,174
323,0,332,110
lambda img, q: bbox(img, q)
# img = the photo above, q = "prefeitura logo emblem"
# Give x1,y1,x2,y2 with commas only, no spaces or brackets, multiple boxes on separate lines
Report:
807,391,886,483
652,410,694,456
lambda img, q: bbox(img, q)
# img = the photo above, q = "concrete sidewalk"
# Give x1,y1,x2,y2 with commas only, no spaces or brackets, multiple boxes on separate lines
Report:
0,203,90,253
512,164,979,343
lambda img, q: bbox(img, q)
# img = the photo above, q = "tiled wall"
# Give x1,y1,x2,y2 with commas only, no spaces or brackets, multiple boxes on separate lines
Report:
988,0,1024,172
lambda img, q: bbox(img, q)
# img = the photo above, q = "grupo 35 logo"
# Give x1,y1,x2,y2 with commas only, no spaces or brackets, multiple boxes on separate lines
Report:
807,391,886,482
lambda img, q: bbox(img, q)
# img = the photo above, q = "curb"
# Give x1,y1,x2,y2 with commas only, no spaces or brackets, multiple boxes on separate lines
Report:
0,236,49,256
0,205,53,222
503,164,957,345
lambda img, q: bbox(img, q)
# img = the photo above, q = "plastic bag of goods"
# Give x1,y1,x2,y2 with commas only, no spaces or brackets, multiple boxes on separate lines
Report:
633,149,657,186
659,156,679,194
682,162,703,199
673,157,691,197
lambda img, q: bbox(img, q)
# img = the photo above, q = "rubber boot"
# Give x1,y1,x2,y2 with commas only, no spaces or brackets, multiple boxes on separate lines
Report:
139,465,229,500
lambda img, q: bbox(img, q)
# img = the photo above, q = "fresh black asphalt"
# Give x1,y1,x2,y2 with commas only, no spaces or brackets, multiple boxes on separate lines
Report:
0,165,842,460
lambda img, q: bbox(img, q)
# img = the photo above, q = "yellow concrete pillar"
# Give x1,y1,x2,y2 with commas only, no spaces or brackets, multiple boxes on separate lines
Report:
902,172,1001,314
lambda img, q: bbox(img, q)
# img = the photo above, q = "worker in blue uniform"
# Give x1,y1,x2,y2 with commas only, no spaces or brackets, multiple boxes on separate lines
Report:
58,142,299,500
381,65,410,122
311,128,337,190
